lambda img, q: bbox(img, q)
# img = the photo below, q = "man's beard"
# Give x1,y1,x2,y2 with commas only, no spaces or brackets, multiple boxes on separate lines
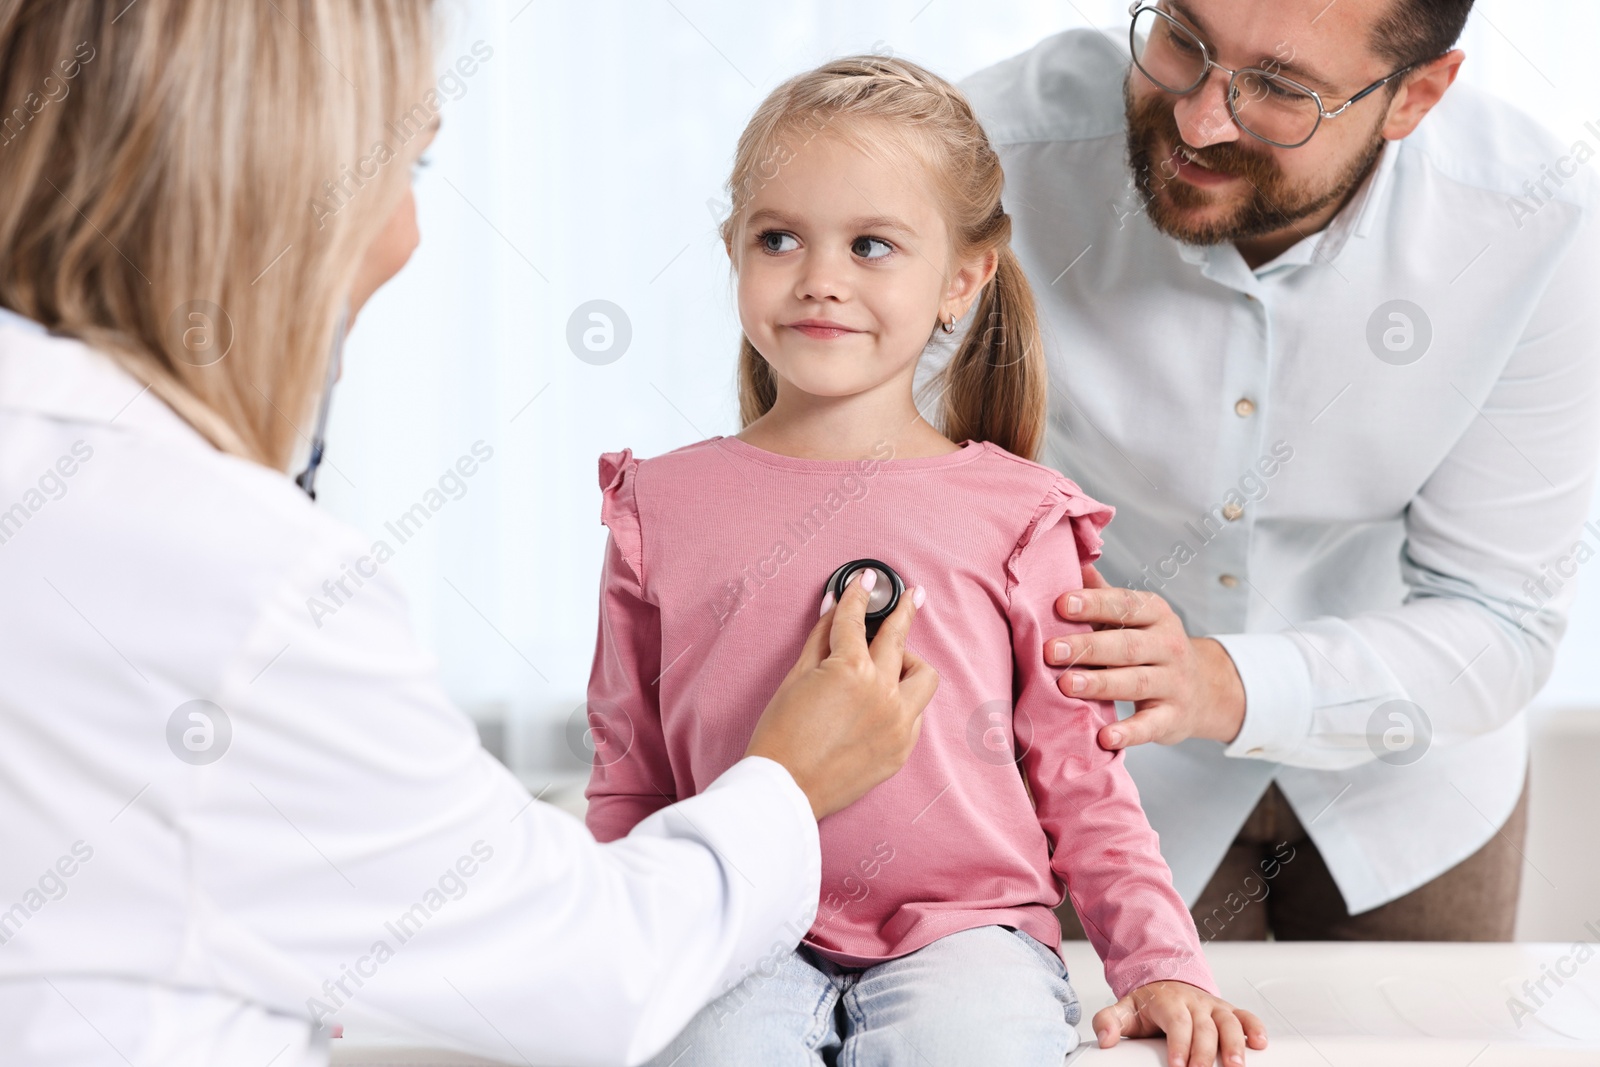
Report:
1122,75,1386,246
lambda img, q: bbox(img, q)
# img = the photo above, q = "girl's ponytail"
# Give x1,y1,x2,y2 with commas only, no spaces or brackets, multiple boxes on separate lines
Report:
737,334,777,428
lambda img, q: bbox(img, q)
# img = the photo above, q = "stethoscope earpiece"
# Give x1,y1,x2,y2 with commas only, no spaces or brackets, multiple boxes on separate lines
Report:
825,559,905,641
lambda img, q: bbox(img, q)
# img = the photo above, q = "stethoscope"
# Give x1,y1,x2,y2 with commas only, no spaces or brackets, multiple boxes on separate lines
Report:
824,559,905,641
294,304,348,501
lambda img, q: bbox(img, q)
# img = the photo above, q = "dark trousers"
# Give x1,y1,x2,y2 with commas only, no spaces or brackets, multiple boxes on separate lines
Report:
1058,772,1530,942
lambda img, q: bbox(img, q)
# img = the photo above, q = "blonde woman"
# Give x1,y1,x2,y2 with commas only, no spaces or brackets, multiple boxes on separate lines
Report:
0,3,937,1064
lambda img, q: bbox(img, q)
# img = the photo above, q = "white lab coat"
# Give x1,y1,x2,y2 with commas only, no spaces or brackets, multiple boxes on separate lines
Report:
0,311,821,1067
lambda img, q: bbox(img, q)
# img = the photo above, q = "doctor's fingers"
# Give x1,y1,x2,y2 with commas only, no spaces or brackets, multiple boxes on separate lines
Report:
825,568,877,662
865,579,926,680
894,645,939,725
792,596,842,676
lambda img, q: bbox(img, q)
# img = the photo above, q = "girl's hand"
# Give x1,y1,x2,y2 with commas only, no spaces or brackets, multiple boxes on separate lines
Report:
1093,980,1267,1067
745,570,938,820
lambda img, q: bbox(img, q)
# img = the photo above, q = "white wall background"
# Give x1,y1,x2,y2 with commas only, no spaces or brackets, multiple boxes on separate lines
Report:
318,0,1600,774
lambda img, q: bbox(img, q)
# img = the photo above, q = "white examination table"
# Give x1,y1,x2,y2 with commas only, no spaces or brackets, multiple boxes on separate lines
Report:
329,940,1600,1066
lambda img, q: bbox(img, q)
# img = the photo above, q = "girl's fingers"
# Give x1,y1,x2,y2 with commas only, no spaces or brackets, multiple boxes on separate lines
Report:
1238,1007,1269,1048
1214,1005,1248,1067
1159,1002,1193,1067
1094,992,1152,1046
1183,1010,1218,1067
1092,1002,1125,1047
1101,989,1266,1067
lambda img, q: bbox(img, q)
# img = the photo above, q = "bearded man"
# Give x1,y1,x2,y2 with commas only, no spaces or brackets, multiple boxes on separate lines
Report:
955,0,1600,946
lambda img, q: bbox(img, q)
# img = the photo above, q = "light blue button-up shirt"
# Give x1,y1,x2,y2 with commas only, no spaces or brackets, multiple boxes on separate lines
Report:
950,29,1600,914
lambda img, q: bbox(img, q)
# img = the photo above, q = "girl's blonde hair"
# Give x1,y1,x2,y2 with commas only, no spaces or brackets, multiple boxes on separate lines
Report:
0,0,437,470
723,55,1047,461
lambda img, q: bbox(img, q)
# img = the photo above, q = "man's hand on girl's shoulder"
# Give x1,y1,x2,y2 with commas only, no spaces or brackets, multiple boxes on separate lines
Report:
1042,566,1247,750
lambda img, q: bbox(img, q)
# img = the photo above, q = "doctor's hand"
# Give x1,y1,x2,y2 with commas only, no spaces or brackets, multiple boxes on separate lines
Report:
1094,980,1268,1067
1044,565,1246,751
745,571,938,820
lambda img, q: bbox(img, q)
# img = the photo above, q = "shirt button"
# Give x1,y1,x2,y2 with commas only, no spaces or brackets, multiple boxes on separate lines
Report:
1234,398,1256,417
1219,574,1240,588
1222,502,1244,522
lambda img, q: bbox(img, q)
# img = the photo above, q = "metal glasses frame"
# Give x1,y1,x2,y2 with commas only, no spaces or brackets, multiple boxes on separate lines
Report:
1127,1,1419,148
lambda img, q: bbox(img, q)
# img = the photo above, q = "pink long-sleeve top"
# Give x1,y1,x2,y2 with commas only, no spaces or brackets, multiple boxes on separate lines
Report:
584,434,1218,998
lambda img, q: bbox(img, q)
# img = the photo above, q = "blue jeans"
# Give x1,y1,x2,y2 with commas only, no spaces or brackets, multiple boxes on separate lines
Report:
645,925,1082,1066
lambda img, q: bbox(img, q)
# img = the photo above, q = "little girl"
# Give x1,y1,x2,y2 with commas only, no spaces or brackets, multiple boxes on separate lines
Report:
584,56,1263,1067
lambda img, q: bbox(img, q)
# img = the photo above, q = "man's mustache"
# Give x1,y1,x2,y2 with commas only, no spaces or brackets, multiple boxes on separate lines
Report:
1132,94,1277,183
1174,140,1271,180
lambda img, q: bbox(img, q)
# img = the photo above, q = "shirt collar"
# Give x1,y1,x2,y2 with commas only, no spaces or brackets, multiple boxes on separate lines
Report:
1282,136,1400,268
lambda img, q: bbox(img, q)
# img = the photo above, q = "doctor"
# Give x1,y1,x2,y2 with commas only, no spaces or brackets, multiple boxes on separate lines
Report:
0,3,937,1065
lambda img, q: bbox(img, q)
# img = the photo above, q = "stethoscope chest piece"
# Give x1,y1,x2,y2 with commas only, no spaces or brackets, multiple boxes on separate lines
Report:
825,558,904,641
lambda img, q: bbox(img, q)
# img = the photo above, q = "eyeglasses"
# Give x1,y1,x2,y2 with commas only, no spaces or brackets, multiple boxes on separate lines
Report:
1127,2,1417,149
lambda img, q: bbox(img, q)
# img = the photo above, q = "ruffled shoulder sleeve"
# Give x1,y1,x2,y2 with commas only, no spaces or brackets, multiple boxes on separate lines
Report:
598,449,644,587
1003,475,1114,601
